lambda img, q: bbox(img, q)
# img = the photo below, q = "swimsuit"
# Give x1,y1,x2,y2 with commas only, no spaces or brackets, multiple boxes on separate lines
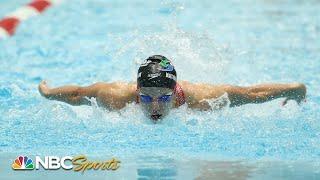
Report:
173,83,186,107
136,83,186,107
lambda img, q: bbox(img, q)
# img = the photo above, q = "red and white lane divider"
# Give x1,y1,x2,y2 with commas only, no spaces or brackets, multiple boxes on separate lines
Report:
0,0,62,39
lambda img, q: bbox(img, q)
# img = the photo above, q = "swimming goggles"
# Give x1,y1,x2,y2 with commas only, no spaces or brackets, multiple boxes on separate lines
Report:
139,93,173,103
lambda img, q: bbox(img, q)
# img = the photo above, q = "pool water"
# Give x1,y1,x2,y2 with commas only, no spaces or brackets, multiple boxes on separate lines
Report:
0,0,320,179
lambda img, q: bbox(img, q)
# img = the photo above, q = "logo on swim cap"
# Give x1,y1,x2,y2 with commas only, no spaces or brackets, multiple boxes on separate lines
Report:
159,58,170,68
158,64,174,72
158,57,174,72
147,73,161,80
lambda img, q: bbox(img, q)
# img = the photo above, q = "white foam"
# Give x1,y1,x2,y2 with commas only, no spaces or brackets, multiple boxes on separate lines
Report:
200,92,230,110
108,25,230,83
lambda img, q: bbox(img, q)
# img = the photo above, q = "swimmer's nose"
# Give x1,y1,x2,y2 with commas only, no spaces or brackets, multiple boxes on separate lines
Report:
151,102,162,121
151,100,160,111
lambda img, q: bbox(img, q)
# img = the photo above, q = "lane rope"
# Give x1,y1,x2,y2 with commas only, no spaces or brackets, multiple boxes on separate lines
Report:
0,0,62,39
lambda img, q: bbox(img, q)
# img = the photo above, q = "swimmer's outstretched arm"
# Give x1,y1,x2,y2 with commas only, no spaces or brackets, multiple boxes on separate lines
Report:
38,80,103,105
224,83,307,107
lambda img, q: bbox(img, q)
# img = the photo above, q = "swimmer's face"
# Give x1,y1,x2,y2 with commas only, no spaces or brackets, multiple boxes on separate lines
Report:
138,87,174,122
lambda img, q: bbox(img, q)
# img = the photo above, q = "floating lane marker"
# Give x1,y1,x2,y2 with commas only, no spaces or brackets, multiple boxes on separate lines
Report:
0,27,10,38
0,0,62,39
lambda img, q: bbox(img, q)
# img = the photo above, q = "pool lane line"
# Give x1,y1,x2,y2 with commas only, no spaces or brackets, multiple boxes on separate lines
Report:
0,0,63,39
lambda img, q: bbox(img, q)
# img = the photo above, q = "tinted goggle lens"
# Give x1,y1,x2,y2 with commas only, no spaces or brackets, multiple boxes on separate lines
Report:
139,94,172,103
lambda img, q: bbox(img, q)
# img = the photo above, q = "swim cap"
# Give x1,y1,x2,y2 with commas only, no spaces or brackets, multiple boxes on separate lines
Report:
137,55,177,89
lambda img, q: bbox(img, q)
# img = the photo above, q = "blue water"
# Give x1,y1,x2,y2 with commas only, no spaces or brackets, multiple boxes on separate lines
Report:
0,0,320,179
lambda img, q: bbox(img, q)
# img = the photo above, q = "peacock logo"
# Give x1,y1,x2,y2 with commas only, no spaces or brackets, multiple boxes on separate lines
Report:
12,156,34,170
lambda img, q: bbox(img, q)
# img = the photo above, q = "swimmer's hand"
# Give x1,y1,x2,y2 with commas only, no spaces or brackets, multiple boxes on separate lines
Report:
38,80,50,97
282,83,306,106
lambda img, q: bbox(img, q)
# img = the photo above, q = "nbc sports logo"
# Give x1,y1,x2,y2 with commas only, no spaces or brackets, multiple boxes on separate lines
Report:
11,155,120,172
12,156,34,170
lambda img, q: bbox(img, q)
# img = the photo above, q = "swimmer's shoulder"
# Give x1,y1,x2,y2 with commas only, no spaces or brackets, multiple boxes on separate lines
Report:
177,81,227,109
96,81,136,109
177,81,201,107
177,80,212,97
96,81,136,97
178,81,227,96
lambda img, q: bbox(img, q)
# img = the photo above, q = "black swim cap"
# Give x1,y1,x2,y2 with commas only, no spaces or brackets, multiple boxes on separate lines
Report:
137,55,177,89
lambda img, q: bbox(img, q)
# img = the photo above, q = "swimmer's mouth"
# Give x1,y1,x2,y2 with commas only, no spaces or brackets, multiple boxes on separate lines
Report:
151,114,162,121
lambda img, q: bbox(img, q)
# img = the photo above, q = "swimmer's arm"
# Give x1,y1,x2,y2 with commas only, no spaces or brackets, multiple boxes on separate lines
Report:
38,80,105,105
224,83,307,107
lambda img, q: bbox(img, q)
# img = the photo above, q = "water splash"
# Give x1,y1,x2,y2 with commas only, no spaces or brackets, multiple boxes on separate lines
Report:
106,25,231,83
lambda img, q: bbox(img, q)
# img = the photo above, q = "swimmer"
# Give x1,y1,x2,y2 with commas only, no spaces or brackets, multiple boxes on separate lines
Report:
38,55,307,122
